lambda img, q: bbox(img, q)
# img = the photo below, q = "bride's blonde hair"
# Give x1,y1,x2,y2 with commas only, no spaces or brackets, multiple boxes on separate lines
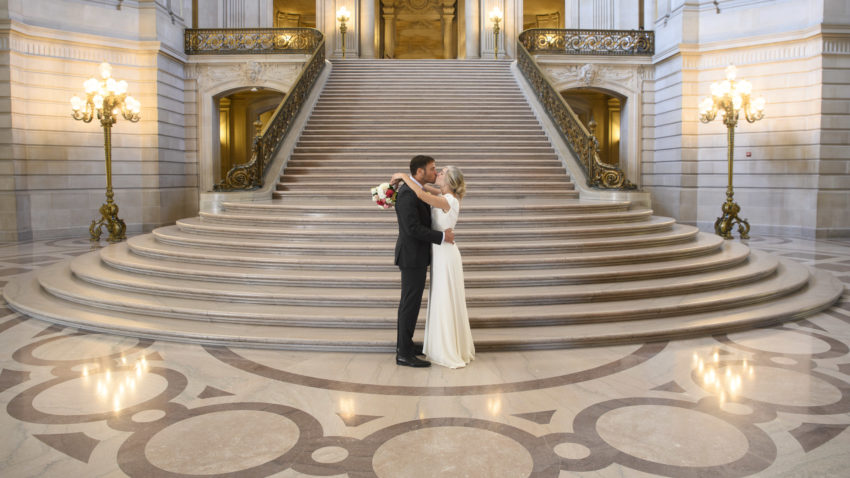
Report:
444,166,466,199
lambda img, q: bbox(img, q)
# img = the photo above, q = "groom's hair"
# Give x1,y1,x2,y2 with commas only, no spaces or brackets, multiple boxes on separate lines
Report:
409,155,435,175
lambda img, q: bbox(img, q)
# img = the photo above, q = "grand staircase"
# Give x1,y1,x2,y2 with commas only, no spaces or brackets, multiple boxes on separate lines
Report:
4,59,843,351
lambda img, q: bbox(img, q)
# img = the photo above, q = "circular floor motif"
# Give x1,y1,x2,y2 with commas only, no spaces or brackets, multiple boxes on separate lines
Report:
118,402,323,478
553,442,591,460
731,365,842,408
145,410,300,475
726,328,832,355
372,426,534,478
33,369,169,416
13,333,152,367
31,334,142,363
597,404,748,467
311,446,349,464
206,342,666,396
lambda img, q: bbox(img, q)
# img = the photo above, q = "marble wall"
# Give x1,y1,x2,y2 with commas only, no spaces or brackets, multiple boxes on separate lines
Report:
642,0,850,238
0,0,198,241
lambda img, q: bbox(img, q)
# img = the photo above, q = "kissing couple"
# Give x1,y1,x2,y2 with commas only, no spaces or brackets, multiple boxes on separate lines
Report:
391,155,475,369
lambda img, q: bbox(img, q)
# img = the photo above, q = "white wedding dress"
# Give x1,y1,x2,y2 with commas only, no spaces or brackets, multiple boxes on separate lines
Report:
424,193,475,368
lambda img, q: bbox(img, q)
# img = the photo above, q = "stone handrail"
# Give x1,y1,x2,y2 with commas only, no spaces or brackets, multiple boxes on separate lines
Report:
188,29,325,191
185,27,323,54
519,28,653,56
516,38,636,190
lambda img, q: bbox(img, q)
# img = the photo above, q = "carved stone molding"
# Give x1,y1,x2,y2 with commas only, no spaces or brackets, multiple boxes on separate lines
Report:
188,62,301,91
543,63,646,94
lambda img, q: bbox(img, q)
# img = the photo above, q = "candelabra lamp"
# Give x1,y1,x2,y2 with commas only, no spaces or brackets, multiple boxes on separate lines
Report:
490,8,503,58
698,64,765,240
70,62,141,243
337,7,350,58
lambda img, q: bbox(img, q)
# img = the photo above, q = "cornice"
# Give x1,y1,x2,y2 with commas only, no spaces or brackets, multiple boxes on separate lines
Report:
653,22,850,68
0,19,169,66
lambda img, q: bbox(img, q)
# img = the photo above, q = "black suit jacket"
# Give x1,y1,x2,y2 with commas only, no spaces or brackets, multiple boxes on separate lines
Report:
394,183,443,268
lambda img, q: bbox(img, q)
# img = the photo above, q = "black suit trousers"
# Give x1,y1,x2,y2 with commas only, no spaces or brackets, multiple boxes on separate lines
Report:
397,266,427,355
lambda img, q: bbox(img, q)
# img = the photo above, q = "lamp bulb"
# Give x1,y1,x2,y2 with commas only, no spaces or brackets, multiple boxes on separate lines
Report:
84,78,99,94
99,62,112,79
725,64,737,81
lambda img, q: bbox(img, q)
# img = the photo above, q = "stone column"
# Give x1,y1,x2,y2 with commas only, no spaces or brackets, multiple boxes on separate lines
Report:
360,0,377,58
442,4,455,59
382,6,395,58
464,0,479,58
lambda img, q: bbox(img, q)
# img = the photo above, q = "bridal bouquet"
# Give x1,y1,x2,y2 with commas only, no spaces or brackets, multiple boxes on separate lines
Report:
371,182,397,209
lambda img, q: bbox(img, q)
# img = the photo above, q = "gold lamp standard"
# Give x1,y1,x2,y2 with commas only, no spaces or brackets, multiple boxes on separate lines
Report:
490,7,503,59
337,7,351,58
698,64,765,240
71,62,141,243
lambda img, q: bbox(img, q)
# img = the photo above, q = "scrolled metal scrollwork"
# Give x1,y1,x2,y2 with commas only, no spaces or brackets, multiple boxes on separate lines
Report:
517,40,636,190
519,28,654,56
185,28,323,55
214,31,326,191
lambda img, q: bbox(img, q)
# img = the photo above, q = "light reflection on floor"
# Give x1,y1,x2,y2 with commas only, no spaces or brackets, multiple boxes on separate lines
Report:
0,235,848,477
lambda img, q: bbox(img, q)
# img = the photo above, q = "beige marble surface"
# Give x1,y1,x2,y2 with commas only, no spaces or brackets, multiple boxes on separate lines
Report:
0,234,848,477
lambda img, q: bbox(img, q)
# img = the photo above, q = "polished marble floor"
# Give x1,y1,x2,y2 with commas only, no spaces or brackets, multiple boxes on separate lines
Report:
0,235,849,477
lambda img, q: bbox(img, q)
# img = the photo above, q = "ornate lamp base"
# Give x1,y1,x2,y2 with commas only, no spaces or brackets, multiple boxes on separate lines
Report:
714,193,750,240
90,201,126,243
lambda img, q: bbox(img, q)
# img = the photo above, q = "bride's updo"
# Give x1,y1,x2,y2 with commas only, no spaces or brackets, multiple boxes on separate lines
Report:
445,166,466,199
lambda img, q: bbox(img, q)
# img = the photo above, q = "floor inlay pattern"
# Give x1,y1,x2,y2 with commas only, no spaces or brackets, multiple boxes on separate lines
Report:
0,236,849,477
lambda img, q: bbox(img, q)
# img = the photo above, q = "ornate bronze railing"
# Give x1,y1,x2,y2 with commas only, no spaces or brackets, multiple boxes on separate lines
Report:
516,38,636,189
185,28,323,54
207,32,326,191
520,28,653,56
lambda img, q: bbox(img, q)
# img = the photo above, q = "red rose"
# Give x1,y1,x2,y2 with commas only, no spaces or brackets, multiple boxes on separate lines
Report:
377,199,385,206
386,190,394,198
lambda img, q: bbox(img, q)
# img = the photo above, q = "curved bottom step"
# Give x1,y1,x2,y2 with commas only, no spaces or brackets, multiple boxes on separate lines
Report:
4,265,843,352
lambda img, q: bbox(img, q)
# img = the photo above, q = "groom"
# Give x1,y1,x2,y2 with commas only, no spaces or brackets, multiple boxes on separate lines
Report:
394,155,454,367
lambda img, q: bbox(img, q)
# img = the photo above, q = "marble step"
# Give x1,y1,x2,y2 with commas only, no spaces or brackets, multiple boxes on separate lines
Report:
273,189,580,200
285,158,561,167
150,223,699,255
127,231,722,270
291,146,554,154
274,180,573,192
298,131,549,139
219,200,631,216
63,249,781,312
278,172,568,182
293,138,553,147
102,240,750,287
197,209,651,228
7,262,841,351
178,216,673,241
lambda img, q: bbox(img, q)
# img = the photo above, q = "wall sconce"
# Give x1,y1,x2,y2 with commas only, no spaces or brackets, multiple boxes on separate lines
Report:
698,64,765,240
70,62,141,243
337,7,351,58
489,7,503,58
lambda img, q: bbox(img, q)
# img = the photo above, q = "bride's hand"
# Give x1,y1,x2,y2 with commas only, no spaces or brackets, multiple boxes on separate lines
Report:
390,172,404,186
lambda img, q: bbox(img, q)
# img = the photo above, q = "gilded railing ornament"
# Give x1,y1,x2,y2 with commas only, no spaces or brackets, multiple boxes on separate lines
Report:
185,28,323,55
213,33,326,191
516,38,636,190
520,28,653,56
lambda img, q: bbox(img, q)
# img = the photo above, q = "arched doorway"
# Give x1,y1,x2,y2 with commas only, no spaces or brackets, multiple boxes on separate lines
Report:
561,88,625,167
380,0,458,58
273,0,316,27
522,0,564,30
215,88,285,182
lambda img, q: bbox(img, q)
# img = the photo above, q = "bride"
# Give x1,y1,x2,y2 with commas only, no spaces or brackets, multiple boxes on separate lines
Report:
391,166,475,368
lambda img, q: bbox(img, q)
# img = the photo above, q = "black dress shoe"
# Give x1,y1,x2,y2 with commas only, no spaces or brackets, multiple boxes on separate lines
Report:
396,354,431,367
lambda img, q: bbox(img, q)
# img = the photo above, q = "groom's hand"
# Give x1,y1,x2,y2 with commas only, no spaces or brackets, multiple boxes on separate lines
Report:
444,228,455,244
